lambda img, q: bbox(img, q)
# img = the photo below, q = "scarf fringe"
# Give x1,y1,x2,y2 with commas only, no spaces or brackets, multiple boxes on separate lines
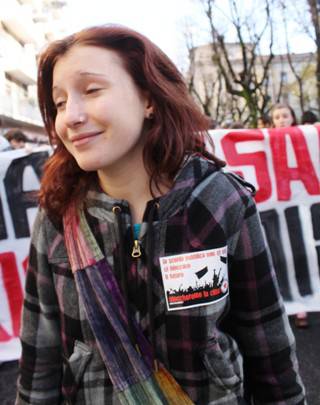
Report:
154,367,194,405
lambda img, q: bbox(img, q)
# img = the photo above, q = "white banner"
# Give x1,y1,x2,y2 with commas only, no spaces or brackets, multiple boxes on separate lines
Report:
210,125,320,315
0,147,50,361
1,125,320,361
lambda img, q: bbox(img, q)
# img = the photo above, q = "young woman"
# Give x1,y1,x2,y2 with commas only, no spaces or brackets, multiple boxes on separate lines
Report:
271,102,297,128
17,25,306,404
271,102,309,329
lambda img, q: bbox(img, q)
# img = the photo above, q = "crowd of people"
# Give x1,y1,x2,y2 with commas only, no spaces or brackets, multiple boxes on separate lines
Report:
215,105,319,130
1,105,318,151
0,128,50,153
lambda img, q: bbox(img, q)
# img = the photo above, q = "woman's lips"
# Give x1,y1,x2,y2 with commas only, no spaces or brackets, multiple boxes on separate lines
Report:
70,131,103,147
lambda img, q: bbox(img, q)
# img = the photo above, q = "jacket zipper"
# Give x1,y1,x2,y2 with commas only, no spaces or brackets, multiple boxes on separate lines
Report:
131,222,142,258
131,239,142,258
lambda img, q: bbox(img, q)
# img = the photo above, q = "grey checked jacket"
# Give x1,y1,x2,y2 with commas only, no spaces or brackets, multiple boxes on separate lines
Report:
16,155,306,404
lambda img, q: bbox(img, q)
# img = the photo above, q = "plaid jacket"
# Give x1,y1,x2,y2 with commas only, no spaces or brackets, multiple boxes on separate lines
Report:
16,155,305,404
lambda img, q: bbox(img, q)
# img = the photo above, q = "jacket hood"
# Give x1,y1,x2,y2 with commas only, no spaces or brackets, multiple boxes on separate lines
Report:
157,154,220,219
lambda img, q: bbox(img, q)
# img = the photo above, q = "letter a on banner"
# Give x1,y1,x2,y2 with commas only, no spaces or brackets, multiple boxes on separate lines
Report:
270,127,320,200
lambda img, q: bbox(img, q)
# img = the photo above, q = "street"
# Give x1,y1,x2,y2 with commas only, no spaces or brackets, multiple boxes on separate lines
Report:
289,312,320,405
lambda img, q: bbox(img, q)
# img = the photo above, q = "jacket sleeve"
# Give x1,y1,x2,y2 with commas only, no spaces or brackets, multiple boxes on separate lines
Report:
16,210,62,404
226,193,306,405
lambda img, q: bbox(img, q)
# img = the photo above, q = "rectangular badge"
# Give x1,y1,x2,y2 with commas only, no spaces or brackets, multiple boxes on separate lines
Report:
159,247,228,311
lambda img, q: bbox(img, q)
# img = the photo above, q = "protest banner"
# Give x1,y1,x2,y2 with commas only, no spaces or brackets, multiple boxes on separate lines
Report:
211,125,320,315
0,148,49,361
1,125,320,361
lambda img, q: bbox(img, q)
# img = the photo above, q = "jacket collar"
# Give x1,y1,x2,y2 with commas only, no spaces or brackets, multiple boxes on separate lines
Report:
84,154,220,221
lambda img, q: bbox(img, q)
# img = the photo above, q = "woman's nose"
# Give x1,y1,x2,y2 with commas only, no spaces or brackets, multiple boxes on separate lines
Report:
64,100,87,127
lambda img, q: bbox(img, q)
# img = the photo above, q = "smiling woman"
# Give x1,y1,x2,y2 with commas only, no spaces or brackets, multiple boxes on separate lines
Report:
16,24,306,405
52,46,151,188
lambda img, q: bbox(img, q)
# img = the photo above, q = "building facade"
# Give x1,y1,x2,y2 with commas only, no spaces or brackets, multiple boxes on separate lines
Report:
0,0,66,142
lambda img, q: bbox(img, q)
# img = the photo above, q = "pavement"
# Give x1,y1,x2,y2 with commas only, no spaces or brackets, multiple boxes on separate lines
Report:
288,312,320,405
0,360,19,405
0,313,319,404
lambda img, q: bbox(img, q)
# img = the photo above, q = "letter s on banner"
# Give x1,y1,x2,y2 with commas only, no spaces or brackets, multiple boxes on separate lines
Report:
221,130,272,203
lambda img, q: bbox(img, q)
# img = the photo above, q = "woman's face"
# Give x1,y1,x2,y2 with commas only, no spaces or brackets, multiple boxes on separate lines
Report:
272,107,294,128
52,45,152,175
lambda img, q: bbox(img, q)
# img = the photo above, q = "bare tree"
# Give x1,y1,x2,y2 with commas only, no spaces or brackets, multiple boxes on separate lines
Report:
278,1,317,113
185,26,224,120
196,0,276,127
307,0,320,113
186,46,216,116
277,0,320,113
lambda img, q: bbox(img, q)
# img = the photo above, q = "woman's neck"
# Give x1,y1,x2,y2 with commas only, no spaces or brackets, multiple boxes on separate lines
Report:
98,161,163,223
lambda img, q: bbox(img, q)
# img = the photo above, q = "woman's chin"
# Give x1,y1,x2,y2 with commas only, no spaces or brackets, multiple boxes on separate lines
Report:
76,160,102,172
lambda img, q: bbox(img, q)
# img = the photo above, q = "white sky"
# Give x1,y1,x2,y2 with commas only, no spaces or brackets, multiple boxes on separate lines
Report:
61,0,316,69
62,0,204,68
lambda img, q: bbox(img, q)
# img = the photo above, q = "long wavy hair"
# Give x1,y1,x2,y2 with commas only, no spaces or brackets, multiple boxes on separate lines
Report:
37,24,224,220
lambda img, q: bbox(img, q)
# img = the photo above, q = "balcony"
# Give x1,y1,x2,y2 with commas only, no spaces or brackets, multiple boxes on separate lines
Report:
1,1,44,45
0,86,42,127
3,45,37,85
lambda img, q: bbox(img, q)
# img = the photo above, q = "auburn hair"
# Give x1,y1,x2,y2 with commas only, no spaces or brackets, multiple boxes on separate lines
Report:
37,24,224,220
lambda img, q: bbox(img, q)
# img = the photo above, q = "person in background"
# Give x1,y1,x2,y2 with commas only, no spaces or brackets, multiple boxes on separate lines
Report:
4,128,28,149
271,102,297,128
271,102,308,329
0,134,12,151
301,110,319,125
207,116,217,130
221,119,244,129
257,114,272,128
17,25,306,404
230,120,245,129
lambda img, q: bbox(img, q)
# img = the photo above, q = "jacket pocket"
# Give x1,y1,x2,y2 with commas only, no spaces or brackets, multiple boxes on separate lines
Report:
200,334,243,392
62,340,93,403
68,340,93,383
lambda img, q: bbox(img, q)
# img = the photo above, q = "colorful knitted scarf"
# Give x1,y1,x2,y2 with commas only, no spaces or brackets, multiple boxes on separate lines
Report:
63,203,193,404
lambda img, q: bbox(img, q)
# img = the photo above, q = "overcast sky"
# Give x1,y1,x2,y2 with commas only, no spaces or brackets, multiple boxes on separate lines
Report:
61,0,316,69
61,0,202,68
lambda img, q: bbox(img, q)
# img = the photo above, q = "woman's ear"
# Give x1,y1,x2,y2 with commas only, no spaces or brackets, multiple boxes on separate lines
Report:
145,106,154,120
144,93,154,119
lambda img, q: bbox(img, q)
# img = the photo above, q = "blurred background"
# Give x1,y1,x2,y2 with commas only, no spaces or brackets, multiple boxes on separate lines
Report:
0,0,319,139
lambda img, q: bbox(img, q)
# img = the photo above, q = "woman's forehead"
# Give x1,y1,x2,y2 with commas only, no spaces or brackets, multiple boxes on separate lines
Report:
52,45,125,86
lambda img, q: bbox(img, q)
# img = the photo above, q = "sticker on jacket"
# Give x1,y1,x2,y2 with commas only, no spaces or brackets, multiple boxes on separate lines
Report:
159,247,228,311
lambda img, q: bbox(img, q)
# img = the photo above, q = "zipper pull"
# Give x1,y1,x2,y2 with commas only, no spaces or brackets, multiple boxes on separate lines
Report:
131,239,142,258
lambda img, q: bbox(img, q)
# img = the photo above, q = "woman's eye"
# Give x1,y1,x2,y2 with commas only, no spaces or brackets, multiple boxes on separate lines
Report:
55,100,66,109
86,88,101,94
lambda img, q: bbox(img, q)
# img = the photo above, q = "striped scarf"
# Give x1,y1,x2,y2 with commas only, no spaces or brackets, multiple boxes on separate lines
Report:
63,203,193,404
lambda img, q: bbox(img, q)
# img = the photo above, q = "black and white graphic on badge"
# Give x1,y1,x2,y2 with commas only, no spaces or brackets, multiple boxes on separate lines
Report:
159,247,228,311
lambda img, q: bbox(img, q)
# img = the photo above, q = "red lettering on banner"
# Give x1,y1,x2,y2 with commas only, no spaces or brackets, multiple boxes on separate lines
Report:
315,124,320,153
269,127,320,200
22,256,28,273
0,252,24,342
0,324,11,342
221,131,272,203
